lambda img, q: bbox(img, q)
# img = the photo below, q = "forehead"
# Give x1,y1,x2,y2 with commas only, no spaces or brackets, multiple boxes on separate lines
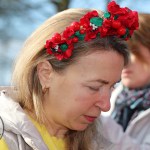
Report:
64,50,124,82
75,50,123,68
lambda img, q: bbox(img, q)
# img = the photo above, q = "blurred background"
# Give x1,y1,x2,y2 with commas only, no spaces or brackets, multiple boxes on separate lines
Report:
0,0,150,85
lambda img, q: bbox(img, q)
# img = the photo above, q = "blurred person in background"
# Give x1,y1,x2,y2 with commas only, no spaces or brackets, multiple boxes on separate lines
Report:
101,13,150,150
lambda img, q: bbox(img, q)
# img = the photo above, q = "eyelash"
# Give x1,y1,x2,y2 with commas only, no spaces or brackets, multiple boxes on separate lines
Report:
88,86,100,91
88,82,119,92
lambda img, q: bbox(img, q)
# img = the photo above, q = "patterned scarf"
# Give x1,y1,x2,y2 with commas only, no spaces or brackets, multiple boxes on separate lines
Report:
111,84,150,131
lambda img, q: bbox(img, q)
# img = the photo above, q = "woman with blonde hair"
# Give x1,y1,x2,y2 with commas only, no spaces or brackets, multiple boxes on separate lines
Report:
0,1,138,150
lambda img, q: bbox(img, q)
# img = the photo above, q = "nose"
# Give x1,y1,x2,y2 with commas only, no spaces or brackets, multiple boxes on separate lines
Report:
95,90,111,112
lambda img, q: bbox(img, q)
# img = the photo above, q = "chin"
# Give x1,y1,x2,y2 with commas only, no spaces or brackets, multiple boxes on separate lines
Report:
71,124,89,131
122,79,133,87
123,82,138,89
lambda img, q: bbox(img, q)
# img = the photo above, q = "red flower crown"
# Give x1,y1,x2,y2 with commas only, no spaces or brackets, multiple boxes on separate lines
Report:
45,1,139,60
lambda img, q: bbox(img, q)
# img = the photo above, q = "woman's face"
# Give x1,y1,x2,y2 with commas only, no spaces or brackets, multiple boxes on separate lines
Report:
43,50,124,132
122,44,150,89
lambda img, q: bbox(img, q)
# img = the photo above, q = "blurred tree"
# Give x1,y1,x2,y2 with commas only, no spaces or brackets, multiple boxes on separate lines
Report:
0,0,116,41
0,0,73,85
0,0,68,41
104,0,111,10
51,0,70,12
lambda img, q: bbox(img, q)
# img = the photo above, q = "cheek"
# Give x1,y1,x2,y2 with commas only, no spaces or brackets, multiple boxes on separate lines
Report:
73,90,97,111
65,90,95,116
52,77,96,115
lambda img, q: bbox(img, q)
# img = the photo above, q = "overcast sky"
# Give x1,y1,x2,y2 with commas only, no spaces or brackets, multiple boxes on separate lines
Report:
70,0,150,13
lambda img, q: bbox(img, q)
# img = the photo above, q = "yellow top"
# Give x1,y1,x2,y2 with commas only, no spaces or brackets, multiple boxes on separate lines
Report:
31,118,66,150
0,138,9,150
0,118,66,150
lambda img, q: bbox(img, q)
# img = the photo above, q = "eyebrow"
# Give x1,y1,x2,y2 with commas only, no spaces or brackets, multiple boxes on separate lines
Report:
87,78,121,85
87,79,109,84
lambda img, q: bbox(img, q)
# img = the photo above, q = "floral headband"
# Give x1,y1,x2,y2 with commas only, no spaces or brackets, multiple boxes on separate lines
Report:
45,1,139,60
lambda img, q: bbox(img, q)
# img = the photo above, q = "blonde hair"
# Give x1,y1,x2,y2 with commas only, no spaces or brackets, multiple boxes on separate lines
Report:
127,13,150,62
12,8,128,150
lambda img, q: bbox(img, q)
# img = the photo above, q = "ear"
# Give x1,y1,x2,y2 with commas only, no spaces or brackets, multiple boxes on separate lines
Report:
37,60,53,88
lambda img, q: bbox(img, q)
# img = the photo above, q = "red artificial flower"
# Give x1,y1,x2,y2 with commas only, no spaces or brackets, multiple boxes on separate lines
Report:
80,10,99,31
45,33,74,60
71,22,80,31
80,10,100,41
124,11,139,29
108,1,128,15
54,43,74,60
98,27,108,37
85,30,99,41
62,26,75,39
44,1,139,60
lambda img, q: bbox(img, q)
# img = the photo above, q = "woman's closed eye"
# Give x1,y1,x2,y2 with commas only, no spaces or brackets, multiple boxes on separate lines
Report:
88,86,99,91
87,85,103,92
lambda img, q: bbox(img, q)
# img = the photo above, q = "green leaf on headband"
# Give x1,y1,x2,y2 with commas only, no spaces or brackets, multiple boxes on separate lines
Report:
60,44,68,52
114,15,119,20
75,31,85,40
104,12,110,18
122,28,129,38
90,17,103,27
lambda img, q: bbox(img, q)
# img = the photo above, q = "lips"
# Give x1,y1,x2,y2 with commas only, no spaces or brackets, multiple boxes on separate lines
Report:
122,69,132,77
122,69,132,74
84,115,97,122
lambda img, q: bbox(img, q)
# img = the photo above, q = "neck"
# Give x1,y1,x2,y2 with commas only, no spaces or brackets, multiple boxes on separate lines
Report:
43,96,69,138
25,108,68,138
44,116,68,138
